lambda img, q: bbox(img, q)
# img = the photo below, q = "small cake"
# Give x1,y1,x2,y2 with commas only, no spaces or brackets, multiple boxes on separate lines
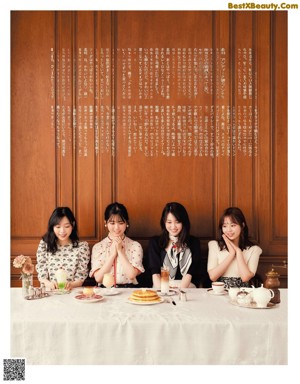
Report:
129,289,160,302
83,286,94,297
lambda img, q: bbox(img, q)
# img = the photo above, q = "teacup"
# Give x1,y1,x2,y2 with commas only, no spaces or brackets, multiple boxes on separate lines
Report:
212,281,225,294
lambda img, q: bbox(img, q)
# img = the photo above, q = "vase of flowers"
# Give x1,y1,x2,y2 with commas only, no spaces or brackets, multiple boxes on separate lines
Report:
13,255,35,297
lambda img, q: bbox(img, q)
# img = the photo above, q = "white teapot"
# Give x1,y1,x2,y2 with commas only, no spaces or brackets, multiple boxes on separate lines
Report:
252,284,274,307
236,288,252,305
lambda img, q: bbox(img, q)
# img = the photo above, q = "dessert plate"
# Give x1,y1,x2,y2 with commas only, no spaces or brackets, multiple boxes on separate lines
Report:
74,294,104,303
207,288,228,296
230,300,276,309
127,297,164,305
96,288,121,296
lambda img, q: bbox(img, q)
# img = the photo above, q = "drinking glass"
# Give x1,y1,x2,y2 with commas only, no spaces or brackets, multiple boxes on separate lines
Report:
55,269,67,291
102,273,115,292
160,267,169,294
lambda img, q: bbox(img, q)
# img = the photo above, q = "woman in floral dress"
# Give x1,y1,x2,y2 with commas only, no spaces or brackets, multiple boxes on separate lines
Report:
90,202,144,287
36,207,90,290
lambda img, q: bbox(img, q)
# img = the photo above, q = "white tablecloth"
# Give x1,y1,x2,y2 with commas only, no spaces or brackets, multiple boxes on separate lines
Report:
11,288,287,365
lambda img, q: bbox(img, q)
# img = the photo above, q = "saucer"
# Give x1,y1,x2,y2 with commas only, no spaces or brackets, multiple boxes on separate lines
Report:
96,288,121,296
207,288,228,296
156,289,177,296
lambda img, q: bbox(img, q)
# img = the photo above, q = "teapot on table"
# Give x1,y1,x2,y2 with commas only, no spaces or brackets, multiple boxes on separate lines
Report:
236,288,252,305
251,284,274,308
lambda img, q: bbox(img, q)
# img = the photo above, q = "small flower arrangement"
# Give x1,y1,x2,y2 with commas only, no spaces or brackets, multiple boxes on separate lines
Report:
13,254,35,277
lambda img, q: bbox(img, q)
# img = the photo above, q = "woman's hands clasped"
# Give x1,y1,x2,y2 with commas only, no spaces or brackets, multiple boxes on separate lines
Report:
109,235,124,259
222,234,242,257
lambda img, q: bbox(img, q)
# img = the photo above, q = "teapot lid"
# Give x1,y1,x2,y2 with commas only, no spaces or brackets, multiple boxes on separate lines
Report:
266,268,280,277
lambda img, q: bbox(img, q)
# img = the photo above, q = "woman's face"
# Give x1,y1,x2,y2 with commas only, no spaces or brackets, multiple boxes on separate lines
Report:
222,216,242,243
165,213,183,237
53,216,73,245
106,214,127,238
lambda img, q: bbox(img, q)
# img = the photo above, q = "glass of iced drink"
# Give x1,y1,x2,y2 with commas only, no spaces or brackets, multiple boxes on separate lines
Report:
55,268,67,291
160,267,170,294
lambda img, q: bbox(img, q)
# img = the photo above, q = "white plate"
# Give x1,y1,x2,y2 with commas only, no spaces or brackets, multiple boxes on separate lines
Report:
46,289,71,295
230,300,276,309
127,297,164,305
156,289,177,296
207,288,228,296
95,288,121,296
74,294,104,303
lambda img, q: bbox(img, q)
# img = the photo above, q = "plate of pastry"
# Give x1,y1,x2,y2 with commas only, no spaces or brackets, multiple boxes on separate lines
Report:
74,294,104,303
156,289,177,296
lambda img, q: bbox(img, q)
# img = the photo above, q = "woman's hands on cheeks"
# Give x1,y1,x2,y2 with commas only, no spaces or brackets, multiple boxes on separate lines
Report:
222,234,240,257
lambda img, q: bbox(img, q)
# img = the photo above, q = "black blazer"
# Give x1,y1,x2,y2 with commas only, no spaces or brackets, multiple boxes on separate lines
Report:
148,235,202,287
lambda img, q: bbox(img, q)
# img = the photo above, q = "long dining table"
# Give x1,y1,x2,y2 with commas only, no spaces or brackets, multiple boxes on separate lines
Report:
10,287,287,365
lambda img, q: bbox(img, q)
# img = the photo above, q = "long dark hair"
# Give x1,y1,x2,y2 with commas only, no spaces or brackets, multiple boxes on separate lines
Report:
159,202,190,248
42,207,79,253
104,202,129,233
217,207,254,251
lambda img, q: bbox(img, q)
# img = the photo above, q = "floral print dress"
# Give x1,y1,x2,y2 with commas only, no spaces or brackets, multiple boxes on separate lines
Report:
90,236,144,285
36,239,90,283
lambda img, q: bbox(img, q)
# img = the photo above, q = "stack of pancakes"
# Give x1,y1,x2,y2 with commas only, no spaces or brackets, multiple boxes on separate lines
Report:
129,289,161,303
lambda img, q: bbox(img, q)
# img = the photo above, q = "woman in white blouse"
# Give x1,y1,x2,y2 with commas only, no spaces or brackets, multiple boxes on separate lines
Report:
90,202,144,287
207,207,262,288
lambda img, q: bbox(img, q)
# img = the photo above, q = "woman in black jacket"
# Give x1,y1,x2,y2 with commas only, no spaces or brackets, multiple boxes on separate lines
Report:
148,202,201,289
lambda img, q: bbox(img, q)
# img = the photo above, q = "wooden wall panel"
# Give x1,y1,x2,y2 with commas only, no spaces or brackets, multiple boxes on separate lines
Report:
11,11,56,238
11,10,288,287
272,12,287,242
213,12,232,236
114,11,215,238
55,12,75,210
229,13,255,242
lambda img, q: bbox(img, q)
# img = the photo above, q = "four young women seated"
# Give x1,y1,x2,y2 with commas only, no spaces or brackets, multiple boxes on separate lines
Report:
36,203,262,290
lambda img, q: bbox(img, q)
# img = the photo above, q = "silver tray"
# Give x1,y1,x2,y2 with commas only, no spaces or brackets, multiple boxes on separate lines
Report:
230,300,277,309
24,293,51,300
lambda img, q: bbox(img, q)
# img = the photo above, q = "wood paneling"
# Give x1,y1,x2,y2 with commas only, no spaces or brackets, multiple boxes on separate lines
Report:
11,11,288,287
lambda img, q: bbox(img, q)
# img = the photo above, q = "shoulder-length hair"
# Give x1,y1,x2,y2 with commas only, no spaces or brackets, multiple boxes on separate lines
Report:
159,202,190,248
217,207,254,251
42,207,79,253
104,202,129,233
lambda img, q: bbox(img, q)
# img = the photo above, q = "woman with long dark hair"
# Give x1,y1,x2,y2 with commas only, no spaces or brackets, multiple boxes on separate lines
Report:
148,202,201,289
36,207,90,290
90,202,144,287
207,207,262,288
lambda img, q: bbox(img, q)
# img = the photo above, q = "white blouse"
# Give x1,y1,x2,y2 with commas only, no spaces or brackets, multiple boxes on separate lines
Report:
207,240,262,277
90,236,144,285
